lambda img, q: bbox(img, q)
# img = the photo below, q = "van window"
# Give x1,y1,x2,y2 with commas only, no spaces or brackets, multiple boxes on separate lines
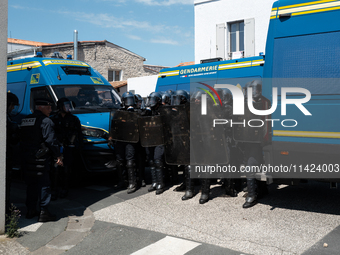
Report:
52,85,120,108
7,82,26,114
30,87,55,113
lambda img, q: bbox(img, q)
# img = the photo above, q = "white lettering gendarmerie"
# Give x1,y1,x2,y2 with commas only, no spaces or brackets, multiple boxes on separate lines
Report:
180,65,218,75
21,118,36,127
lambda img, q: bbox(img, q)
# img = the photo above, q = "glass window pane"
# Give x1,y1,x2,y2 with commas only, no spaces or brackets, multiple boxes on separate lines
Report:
7,82,26,114
52,85,120,108
230,32,237,52
108,70,113,82
239,30,244,51
30,87,54,112
115,71,120,81
231,23,237,33
239,22,244,33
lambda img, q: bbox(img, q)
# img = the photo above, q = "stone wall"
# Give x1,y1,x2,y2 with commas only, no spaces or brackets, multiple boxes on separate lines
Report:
42,42,153,81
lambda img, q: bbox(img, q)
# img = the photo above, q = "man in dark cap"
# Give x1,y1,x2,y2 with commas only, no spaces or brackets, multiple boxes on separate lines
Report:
20,98,63,222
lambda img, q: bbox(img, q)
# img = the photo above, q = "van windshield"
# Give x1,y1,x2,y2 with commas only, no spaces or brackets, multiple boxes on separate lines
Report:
52,85,121,110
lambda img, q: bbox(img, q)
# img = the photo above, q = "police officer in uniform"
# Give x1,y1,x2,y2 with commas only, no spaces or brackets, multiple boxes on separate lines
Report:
21,99,63,222
220,89,243,197
191,90,211,204
134,94,147,187
160,91,179,185
134,94,145,110
6,92,20,214
242,80,268,208
168,90,194,200
115,92,139,193
161,92,172,106
143,92,166,195
50,98,83,199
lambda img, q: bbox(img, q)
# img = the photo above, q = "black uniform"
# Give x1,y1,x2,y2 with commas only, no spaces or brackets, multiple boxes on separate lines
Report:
21,108,60,221
115,132,137,193
241,80,268,208
6,92,20,214
50,111,82,198
142,105,165,195
164,90,193,200
6,111,19,214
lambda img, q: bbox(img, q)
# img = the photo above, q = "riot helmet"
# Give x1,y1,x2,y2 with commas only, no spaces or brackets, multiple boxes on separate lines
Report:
146,92,162,109
161,92,171,105
7,92,19,115
166,89,175,96
171,90,189,106
121,92,136,108
57,97,74,113
134,94,143,109
249,80,262,101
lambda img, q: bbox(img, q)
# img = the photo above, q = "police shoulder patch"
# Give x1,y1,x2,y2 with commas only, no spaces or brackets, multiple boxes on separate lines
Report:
21,118,36,127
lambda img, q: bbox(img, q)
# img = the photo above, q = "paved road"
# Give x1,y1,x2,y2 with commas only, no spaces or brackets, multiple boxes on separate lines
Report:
3,172,340,255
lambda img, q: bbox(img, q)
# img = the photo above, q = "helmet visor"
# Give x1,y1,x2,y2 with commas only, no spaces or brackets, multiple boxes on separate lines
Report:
171,95,184,106
146,97,159,108
123,97,135,107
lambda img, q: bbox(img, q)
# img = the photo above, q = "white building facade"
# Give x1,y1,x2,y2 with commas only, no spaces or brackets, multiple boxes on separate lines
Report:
194,0,276,63
127,75,158,98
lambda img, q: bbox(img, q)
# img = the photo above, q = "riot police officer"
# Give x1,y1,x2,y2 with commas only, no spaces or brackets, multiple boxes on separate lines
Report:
114,92,139,193
190,90,211,204
220,89,243,197
143,92,166,195
6,92,20,214
50,98,83,199
134,94,145,110
21,98,63,222
134,94,146,187
242,80,268,208
161,92,171,106
168,90,194,200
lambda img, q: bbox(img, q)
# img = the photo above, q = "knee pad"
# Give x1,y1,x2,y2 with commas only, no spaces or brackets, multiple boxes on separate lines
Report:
155,159,163,169
126,160,135,168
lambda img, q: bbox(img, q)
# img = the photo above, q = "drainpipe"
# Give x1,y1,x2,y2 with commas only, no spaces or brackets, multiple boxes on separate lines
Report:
74,30,78,60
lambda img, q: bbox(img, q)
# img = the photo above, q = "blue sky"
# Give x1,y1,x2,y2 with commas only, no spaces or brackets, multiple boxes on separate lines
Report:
8,0,194,67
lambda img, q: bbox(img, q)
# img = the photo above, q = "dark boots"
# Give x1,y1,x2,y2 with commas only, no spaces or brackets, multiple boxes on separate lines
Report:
126,160,137,194
224,178,238,197
155,159,165,195
148,160,157,192
173,166,186,192
38,209,56,222
199,179,210,204
243,178,257,208
116,160,126,189
182,166,194,200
